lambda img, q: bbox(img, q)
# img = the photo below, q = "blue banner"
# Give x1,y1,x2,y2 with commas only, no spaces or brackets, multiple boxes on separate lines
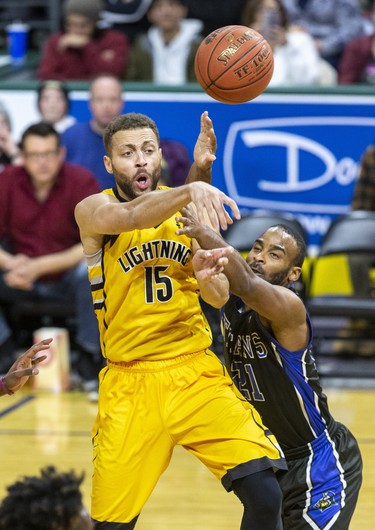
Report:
70,91,375,248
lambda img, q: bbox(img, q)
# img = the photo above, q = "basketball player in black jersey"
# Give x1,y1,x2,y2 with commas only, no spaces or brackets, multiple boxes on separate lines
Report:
177,209,363,530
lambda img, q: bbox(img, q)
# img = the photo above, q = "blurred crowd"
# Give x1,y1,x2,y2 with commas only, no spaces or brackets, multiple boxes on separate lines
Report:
0,0,374,86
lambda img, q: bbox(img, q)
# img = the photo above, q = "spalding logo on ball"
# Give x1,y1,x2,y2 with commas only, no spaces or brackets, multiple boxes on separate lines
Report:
194,25,274,104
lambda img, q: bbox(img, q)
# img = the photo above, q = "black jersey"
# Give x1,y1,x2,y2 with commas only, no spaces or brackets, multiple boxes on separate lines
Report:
222,295,363,528
222,294,334,456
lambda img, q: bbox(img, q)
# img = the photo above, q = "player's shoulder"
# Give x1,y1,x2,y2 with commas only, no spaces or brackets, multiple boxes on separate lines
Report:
81,189,116,206
75,189,113,215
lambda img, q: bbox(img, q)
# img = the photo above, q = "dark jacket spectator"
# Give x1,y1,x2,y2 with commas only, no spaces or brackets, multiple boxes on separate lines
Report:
99,0,153,42
184,0,246,37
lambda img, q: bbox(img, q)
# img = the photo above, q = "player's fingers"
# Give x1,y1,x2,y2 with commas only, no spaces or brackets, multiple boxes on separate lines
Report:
222,196,241,220
12,368,36,379
32,355,48,366
23,338,52,359
199,205,220,232
210,247,233,260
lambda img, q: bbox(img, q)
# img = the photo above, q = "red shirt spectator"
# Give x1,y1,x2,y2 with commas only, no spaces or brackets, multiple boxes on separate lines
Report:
0,122,102,384
38,0,129,80
38,29,129,80
338,34,375,84
0,162,99,262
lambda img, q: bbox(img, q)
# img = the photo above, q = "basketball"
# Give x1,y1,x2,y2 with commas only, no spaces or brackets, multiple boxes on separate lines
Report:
194,25,274,104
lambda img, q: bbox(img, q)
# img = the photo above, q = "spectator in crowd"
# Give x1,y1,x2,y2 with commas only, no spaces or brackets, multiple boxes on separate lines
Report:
0,102,20,172
62,74,124,189
0,466,92,530
349,143,375,299
0,338,51,397
125,0,203,84
184,0,246,37
280,0,366,68
0,122,102,387
338,1,375,84
36,80,77,133
359,0,375,32
99,0,153,42
241,0,337,86
38,0,129,81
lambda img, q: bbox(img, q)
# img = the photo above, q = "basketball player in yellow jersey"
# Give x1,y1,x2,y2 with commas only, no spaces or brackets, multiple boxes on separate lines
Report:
75,111,286,530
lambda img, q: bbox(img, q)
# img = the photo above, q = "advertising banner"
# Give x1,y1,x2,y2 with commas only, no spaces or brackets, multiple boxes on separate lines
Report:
2,88,375,247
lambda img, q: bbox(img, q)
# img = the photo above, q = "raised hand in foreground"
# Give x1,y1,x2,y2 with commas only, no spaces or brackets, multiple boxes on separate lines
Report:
0,338,52,396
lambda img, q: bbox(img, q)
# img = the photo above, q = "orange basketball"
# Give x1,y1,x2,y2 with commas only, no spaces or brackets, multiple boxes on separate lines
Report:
194,25,274,104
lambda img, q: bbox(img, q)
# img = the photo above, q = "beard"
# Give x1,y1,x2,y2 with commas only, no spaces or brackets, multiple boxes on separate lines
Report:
250,261,290,286
112,166,160,200
268,268,291,286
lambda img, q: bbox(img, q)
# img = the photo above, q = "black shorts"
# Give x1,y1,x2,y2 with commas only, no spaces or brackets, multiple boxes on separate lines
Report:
277,422,362,530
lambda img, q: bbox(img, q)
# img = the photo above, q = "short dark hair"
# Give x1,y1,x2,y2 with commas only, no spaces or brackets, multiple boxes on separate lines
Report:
0,466,85,530
269,224,307,267
20,122,60,150
103,113,160,156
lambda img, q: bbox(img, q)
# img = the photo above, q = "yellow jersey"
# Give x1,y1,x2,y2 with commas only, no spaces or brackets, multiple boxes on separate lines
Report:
86,187,212,362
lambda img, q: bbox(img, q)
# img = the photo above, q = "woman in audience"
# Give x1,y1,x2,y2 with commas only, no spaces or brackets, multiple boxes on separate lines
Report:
36,80,77,133
241,0,337,86
0,102,20,172
280,0,366,69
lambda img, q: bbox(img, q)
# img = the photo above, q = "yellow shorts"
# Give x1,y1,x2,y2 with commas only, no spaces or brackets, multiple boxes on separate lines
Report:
91,349,285,523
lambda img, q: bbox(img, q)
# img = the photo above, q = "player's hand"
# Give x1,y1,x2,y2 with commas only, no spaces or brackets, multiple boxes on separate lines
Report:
1,338,52,394
188,181,240,231
176,205,204,238
193,111,217,171
58,33,90,50
192,247,234,281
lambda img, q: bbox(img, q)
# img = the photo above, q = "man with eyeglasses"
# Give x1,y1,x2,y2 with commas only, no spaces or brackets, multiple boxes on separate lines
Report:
0,122,102,389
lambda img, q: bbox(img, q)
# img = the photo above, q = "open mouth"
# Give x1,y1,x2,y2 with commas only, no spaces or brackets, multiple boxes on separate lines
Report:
135,174,149,190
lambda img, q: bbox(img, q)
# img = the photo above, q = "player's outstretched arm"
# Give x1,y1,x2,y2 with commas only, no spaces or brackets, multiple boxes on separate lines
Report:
185,111,217,184
76,181,240,243
177,206,306,330
0,338,51,396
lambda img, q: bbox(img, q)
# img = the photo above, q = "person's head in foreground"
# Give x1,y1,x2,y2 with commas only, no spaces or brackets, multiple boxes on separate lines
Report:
0,465,92,530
